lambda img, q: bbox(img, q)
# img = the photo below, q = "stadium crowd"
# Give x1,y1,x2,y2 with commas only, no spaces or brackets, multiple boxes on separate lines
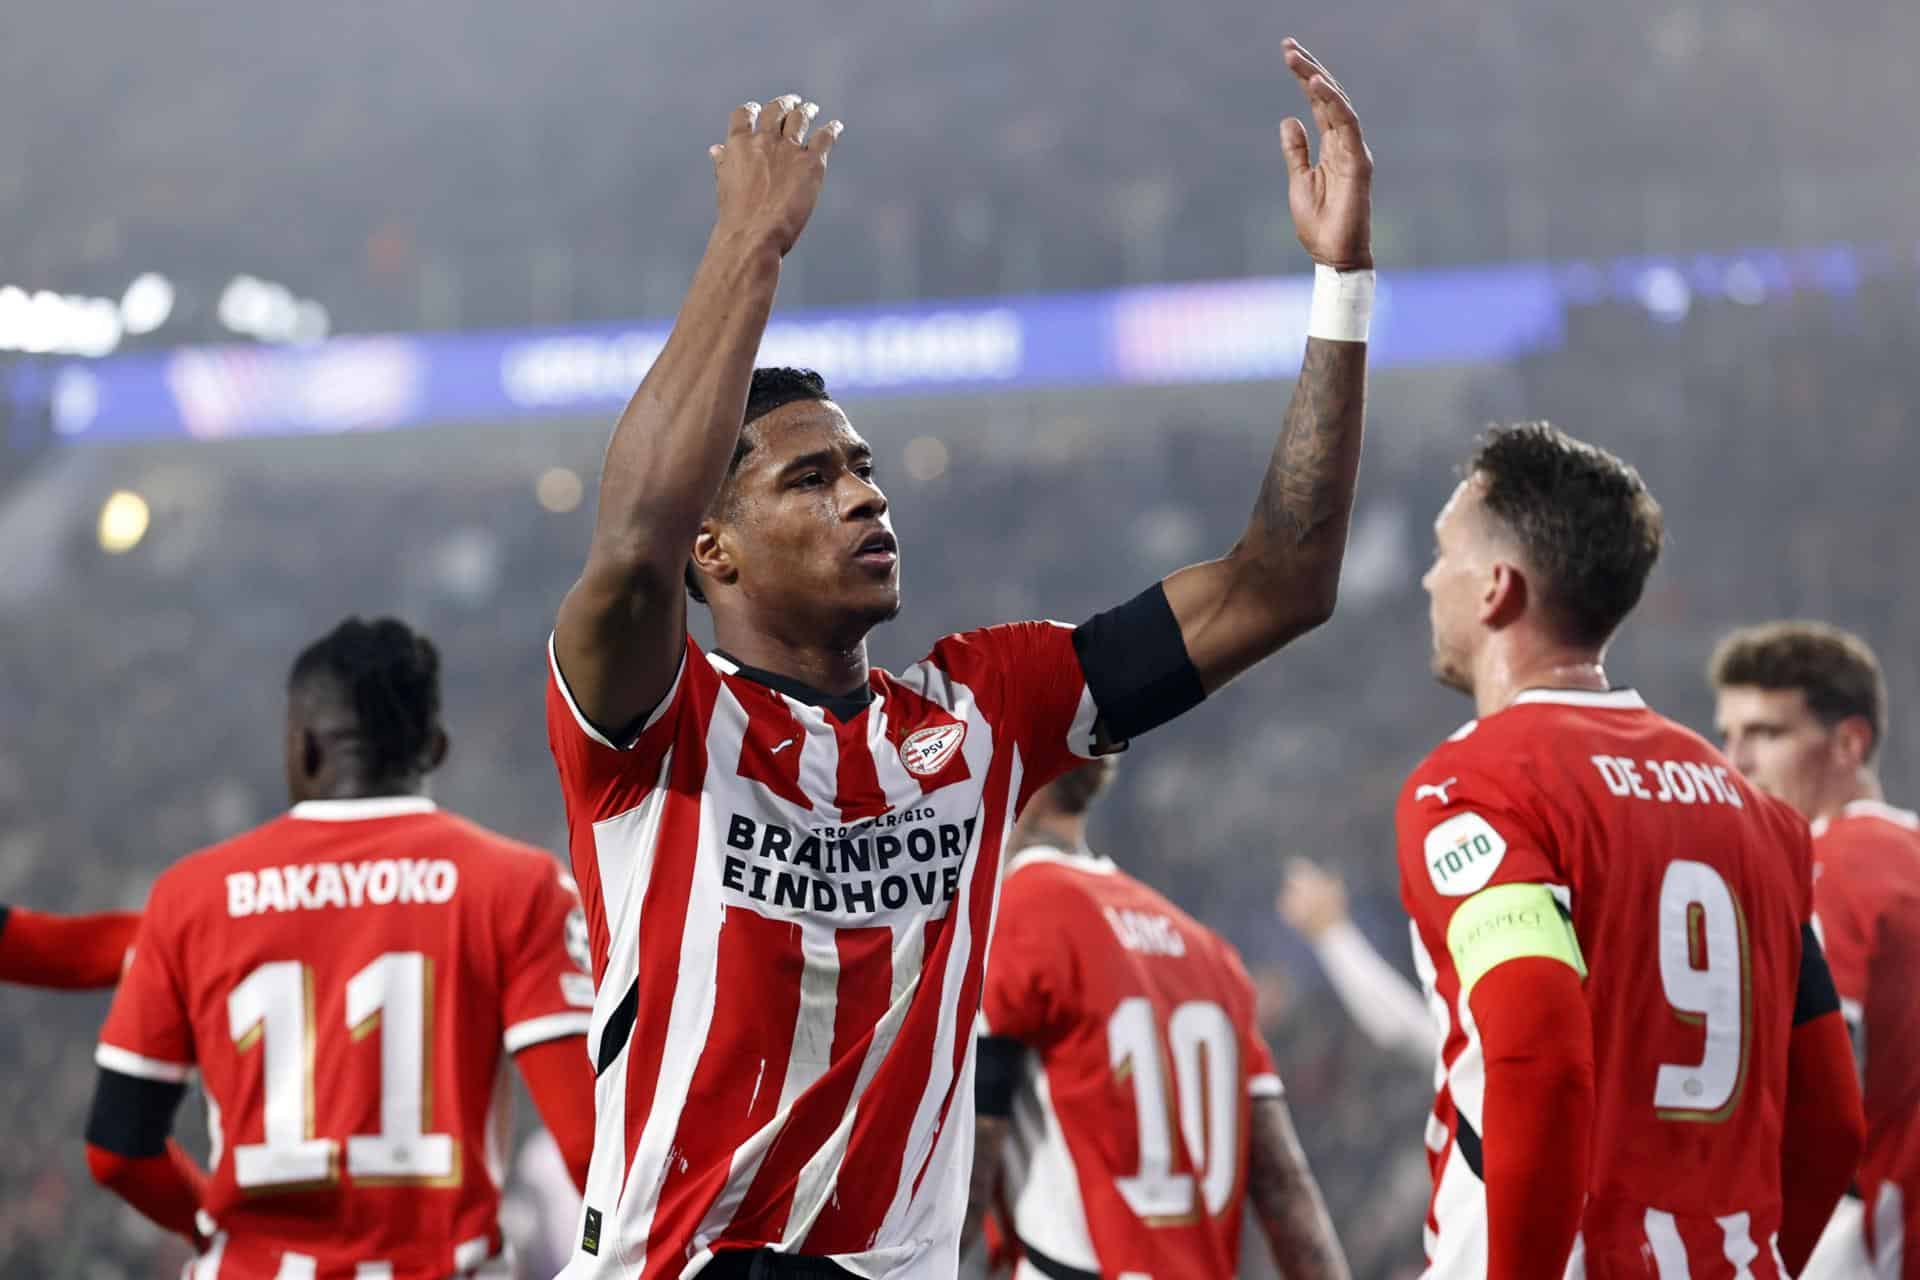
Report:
0,270,1914,1277
5,0,1916,339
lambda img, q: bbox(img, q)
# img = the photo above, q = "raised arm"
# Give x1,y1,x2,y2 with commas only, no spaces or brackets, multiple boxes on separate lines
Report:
1162,40,1373,693
553,95,843,735
1246,1095,1352,1280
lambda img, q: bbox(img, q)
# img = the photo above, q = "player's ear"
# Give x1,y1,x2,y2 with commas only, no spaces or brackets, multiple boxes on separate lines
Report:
1480,560,1527,627
1832,715,1873,770
690,522,739,593
301,728,324,783
423,726,450,775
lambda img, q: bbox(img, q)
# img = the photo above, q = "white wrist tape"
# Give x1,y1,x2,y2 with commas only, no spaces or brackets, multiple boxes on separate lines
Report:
1307,264,1375,344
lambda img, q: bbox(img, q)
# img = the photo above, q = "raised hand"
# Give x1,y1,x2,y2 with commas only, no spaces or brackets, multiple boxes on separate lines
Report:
709,93,844,257
1278,40,1372,271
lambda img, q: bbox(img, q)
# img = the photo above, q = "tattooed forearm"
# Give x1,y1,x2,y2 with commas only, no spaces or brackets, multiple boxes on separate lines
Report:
1248,1099,1353,1280
1253,337,1369,555
961,1115,1009,1256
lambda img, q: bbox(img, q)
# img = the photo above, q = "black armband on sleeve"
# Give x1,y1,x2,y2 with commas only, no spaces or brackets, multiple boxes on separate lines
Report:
975,1035,1027,1120
1072,584,1207,745
1794,922,1842,1027
85,1068,187,1158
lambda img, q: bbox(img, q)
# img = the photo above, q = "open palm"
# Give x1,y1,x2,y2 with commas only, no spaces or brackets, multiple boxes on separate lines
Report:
1279,39,1373,272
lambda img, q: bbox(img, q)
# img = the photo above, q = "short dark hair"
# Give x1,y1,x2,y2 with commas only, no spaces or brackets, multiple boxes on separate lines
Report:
1468,422,1664,647
289,616,444,781
1708,621,1887,760
686,367,835,604
1048,757,1119,816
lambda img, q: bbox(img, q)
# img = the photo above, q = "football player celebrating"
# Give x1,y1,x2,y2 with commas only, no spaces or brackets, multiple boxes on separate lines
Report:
546,38,1372,1280
1397,424,1864,1277
1714,621,1920,1279
969,759,1350,1279
86,618,598,1278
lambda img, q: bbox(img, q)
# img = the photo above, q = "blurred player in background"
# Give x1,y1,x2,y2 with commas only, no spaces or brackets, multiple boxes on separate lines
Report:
0,902,136,988
85,617,597,1278
1278,857,1431,1064
545,37,1372,1280
1714,621,1920,1279
1397,424,1864,1278
967,759,1350,1279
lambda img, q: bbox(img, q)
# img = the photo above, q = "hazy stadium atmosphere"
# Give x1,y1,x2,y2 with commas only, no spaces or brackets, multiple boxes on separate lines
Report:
2,2,1917,1278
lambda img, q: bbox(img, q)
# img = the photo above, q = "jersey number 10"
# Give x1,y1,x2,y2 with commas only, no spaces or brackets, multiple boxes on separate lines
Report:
1653,860,1751,1120
227,953,457,1190
1107,997,1240,1223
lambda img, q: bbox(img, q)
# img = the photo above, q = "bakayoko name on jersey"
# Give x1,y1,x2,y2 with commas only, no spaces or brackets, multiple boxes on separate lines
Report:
721,810,979,921
225,858,459,917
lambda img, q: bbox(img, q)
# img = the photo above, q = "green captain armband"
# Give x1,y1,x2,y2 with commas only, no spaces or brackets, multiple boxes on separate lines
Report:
1446,882,1587,1000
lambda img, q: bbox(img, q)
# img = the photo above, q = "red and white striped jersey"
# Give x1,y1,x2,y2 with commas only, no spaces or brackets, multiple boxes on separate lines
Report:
1397,689,1815,1279
1811,800,1920,1278
546,624,1100,1279
981,846,1281,1280
97,798,595,1279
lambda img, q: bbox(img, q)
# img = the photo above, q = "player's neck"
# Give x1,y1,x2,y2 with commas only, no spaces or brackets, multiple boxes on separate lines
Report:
1015,816,1086,855
710,623,872,699
1474,638,1609,719
1813,770,1884,824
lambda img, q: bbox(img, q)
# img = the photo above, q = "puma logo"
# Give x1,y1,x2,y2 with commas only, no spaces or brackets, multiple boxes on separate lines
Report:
1415,777,1458,805
771,737,798,755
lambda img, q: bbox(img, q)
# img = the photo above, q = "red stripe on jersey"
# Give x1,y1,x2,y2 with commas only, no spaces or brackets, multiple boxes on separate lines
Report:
879,682,973,796
908,750,1014,1202
642,910,807,1267
727,924,897,1247
832,713,892,823
733,685,811,811
820,747,1017,1238
618,680,724,1203
799,920,947,1255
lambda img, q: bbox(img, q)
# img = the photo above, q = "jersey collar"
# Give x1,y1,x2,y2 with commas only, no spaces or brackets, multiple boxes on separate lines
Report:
709,650,875,723
289,796,438,822
1510,687,1647,711
1828,799,1920,832
1006,842,1118,875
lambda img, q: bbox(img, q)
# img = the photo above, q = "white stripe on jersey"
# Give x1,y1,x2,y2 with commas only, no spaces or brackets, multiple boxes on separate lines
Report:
192,1233,229,1279
1421,1142,1488,1279
96,1042,194,1083
874,705,1006,1245
1008,1063,1100,1271
1645,1209,1691,1277
586,755,671,1055
619,804,730,1275
274,1254,317,1279
1875,1183,1906,1279
1717,1212,1760,1279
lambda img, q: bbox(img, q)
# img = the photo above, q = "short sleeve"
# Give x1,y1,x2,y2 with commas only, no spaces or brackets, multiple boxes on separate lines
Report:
96,879,195,1084
926,623,1100,809
500,860,597,1054
546,631,696,822
1811,840,1873,1020
1396,760,1571,995
980,866,1082,1046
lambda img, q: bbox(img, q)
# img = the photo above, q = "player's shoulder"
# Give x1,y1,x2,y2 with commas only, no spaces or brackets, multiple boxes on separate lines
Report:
1397,716,1536,816
904,620,1076,686
1817,802,1920,867
422,812,572,891
1001,844,1117,909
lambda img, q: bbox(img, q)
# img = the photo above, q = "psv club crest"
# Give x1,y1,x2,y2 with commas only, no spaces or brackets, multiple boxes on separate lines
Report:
899,723,966,778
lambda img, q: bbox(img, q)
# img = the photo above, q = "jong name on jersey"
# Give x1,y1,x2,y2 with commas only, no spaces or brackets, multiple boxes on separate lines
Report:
546,623,1101,1279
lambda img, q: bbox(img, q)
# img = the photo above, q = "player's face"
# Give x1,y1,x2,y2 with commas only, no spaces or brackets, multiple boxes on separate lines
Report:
1714,686,1842,819
1420,477,1489,694
720,400,901,638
